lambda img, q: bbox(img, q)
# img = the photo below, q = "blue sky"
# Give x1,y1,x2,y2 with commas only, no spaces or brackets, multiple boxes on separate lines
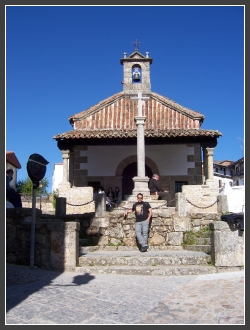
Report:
5,5,244,193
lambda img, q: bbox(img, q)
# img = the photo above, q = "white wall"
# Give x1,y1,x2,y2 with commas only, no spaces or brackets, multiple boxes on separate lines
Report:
221,182,245,213
80,145,195,176
213,176,233,194
52,163,63,192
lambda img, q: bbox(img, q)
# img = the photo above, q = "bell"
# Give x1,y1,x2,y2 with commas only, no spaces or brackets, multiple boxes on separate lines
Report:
133,73,140,81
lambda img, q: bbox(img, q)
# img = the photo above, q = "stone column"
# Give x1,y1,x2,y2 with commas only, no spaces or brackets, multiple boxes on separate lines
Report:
202,147,207,183
58,150,71,190
130,92,150,197
135,116,146,177
95,193,106,217
206,147,214,180
132,115,150,196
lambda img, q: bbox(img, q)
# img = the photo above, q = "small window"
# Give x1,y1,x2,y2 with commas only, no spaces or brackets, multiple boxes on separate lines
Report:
175,181,188,193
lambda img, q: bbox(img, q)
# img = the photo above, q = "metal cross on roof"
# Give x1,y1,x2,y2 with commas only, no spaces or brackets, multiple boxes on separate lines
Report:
133,39,141,51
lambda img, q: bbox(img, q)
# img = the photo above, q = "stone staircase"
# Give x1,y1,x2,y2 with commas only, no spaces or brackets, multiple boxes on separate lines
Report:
183,238,211,253
74,195,241,276
75,245,221,276
75,195,218,276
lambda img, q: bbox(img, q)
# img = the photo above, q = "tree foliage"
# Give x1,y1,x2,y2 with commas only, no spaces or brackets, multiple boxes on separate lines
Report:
16,176,50,197
52,189,59,209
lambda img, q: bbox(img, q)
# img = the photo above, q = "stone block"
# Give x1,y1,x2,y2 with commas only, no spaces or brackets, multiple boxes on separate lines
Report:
149,233,165,245
91,217,109,228
210,221,244,266
98,235,109,246
167,232,183,245
173,215,191,232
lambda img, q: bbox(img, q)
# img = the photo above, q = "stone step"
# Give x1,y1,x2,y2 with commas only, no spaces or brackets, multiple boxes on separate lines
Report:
76,247,242,276
183,245,211,253
74,264,217,276
103,206,176,218
195,237,211,245
119,195,172,210
78,249,211,267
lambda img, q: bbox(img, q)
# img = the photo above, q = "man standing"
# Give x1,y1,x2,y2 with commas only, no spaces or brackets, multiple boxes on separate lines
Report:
124,193,152,252
149,174,169,201
6,169,22,208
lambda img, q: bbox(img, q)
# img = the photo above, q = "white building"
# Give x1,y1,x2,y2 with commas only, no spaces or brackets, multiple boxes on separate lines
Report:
6,151,22,190
230,157,244,186
52,162,63,193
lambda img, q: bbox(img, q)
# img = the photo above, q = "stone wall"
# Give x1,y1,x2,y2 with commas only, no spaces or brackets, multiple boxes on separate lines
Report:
6,208,79,271
6,207,244,270
77,208,221,249
22,198,55,214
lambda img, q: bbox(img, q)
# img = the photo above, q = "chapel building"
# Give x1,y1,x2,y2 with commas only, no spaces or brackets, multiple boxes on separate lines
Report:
53,43,222,206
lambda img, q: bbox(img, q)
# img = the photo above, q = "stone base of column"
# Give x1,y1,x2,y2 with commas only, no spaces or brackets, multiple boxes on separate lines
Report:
58,182,71,191
132,176,150,197
205,178,219,188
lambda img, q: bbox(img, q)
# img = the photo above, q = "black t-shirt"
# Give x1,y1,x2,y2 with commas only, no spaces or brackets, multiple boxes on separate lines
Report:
149,178,163,193
132,201,151,222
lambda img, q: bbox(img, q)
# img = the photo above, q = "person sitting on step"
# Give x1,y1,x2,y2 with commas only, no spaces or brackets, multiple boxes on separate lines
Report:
148,174,169,202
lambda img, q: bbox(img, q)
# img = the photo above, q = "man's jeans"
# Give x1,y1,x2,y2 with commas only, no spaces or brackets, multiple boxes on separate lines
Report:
135,219,149,247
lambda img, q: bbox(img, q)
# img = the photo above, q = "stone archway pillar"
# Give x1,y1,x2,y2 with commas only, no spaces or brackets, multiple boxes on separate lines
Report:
58,150,71,190
204,147,218,188
206,147,214,180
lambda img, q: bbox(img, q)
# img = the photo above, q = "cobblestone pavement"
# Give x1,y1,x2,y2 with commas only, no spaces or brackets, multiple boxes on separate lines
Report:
6,264,244,325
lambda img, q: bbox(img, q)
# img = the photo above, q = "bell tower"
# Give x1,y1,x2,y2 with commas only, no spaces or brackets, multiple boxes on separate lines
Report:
120,40,153,94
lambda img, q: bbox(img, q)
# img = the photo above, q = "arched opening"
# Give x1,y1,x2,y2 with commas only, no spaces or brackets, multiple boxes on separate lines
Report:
132,64,141,83
122,163,153,198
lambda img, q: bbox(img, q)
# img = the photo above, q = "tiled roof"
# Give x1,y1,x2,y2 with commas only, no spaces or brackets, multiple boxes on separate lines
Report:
214,159,244,167
69,91,204,125
230,157,244,165
219,160,234,166
6,151,21,169
53,128,222,140
53,91,222,141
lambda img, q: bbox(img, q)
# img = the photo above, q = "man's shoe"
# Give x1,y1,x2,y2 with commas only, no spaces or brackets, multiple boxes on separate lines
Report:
140,246,148,252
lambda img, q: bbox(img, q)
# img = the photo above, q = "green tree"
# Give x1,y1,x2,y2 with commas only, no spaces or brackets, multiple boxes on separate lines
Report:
52,189,59,209
16,176,49,197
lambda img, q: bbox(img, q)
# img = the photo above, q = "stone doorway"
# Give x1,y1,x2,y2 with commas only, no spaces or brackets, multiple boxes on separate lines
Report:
122,163,153,198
